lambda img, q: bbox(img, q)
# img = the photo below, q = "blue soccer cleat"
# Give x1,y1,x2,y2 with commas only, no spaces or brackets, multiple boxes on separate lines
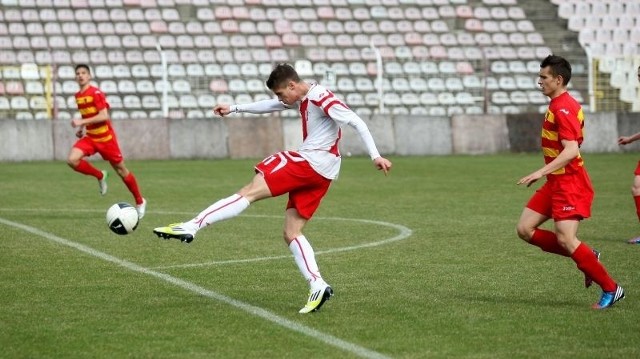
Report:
592,285,625,309
627,237,640,244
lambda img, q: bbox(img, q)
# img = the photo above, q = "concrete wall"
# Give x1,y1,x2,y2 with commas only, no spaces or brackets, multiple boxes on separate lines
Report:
1,112,640,162
0,119,53,161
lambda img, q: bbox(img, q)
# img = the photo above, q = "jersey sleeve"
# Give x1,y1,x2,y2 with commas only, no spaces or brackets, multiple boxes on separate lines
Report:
554,106,582,143
327,105,381,160
93,89,110,111
232,99,291,114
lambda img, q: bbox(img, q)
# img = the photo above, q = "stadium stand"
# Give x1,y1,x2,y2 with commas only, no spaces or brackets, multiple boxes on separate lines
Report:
0,0,638,120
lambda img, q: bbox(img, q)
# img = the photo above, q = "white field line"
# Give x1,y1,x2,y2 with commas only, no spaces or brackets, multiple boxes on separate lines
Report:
0,217,400,358
0,209,413,270
0,216,392,359
155,215,413,269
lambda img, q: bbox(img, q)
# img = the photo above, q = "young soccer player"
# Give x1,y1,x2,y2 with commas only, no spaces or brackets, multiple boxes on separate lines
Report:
617,65,640,244
515,55,624,309
68,64,147,218
153,63,392,313
617,130,640,243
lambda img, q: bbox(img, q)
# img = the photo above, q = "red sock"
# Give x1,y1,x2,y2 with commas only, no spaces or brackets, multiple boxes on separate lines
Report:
634,196,640,221
529,229,568,256
571,243,617,292
122,173,143,205
73,160,103,179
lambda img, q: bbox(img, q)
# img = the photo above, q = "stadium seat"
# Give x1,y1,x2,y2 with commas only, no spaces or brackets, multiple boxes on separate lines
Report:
491,91,510,105
515,75,535,89
179,94,198,108
445,78,464,92
209,79,228,93
427,78,445,92
15,111,34,120
429,106,447,116
408,77,428,92
0,94,9,110
510,91,528,105
391,77,409,92
172,79,191,93
25,81,43,94
11,96,29,110
527,90,546,105
455,92,476,105
197,94,215,108
353,77,373,92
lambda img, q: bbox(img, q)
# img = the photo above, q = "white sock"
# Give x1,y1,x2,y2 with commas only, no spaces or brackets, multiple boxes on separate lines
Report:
289,235,324,287
185,194,250,232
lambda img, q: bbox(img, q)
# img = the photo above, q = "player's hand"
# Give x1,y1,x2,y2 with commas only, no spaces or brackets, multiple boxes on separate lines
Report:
517,171,542,187
374,157,392,176
213,104,231,117
75,128,84,138
70,118,83,128
618,136,631,145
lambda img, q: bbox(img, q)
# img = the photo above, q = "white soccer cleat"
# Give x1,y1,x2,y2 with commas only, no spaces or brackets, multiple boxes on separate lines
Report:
299,283,334,314
153,223,195,243
98,170,108,196
136,198,147,219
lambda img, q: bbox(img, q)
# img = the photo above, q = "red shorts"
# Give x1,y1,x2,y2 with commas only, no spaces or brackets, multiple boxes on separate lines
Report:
526,169,594,221
255,151,332,219
634,160,640,176
73,136,124,164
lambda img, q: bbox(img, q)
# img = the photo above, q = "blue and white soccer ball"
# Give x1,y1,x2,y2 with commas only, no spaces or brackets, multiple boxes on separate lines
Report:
106,202,139,235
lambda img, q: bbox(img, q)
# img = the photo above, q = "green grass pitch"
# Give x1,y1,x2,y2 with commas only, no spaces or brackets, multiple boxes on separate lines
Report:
1,154,639,358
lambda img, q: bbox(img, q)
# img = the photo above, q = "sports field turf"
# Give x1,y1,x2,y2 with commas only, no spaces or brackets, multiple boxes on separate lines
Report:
1,154,639,358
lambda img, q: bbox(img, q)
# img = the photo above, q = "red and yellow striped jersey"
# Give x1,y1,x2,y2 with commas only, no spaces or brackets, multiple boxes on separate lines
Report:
75,85,114,143
541,91,584,175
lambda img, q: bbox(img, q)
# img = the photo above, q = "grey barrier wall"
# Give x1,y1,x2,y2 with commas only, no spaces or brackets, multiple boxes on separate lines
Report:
391,116,451,155
617,112,640,152
0,119,53,161
451,115,511,154
1,112,640,162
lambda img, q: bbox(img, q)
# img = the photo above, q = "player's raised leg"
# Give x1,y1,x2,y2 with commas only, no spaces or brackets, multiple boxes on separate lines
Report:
153,194,250,243
154,173,271,242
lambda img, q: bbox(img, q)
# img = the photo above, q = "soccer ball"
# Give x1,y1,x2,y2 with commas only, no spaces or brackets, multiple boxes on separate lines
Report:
106,202,139,235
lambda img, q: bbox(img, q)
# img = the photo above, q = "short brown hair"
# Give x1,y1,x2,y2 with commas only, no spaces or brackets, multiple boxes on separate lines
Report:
540,55,572,85
266,63,301,90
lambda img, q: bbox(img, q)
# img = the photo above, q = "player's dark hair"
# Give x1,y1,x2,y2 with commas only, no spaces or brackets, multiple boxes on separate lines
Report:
74,64,91,73
540,55,571,85
266,63,301,90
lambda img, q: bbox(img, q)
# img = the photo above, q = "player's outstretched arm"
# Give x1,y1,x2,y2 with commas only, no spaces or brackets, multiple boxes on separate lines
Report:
618,132,640,145
214,99,289,117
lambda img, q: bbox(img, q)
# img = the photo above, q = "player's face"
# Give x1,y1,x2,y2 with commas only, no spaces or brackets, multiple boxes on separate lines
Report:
75,68,91,87
538,66,562,98
272,81,297,106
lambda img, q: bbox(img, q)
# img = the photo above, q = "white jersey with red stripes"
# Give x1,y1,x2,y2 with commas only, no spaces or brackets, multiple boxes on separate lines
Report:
231,83,381,180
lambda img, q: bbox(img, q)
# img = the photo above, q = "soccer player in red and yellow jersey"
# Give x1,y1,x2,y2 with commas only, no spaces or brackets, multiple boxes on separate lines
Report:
515,55,624,309
67,64,146,219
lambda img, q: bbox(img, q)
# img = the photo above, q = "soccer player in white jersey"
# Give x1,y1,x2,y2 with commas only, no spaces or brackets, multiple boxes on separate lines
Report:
153,63,392,313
